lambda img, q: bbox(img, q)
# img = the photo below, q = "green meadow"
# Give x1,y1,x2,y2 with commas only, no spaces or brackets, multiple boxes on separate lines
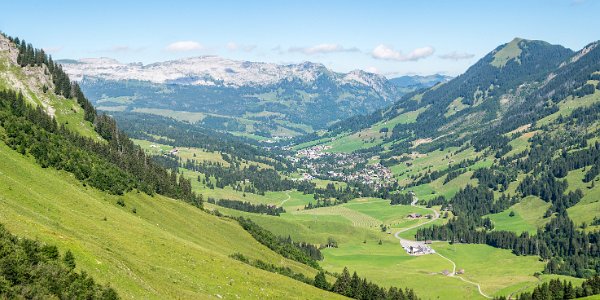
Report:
0,142,342,299
204,195,573,300
487,196,551,234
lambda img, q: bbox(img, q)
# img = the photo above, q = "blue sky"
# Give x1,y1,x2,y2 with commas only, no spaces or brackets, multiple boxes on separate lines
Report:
1,0,599,77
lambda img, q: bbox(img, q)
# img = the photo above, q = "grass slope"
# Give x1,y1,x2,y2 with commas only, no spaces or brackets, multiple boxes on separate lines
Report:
0,142,343,299
487,196,551,234
205,197,560,300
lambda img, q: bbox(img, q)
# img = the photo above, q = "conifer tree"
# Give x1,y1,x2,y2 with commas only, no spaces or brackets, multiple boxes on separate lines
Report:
313,271,329,290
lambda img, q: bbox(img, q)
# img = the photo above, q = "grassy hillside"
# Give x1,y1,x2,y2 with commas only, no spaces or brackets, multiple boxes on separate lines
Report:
3,32,598,300
487,196,551,234
0,42,101,140
0,141,343,299
0,33,346,299
202,196,576,299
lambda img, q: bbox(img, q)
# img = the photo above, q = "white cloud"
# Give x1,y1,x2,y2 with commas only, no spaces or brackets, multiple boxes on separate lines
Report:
371,45,434,61
288,43,359,55
439,51,475,60
226,42,257,52
165,41,204,52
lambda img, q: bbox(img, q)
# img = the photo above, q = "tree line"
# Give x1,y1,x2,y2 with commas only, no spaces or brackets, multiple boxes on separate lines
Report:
185,159,295,194
0,224,119,299
0,90,200,206
324,267,419,300
207,197,285,216
2,35,203,207
10,36,97,123
494,276,600,300
235,217,322,269
230,254,420,300
416,184,600,277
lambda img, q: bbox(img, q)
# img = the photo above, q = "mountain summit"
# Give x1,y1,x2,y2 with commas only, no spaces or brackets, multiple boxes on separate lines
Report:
60,56,391,90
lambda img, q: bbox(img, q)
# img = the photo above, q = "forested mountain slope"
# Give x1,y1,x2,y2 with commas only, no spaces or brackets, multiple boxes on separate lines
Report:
0,33,351,299
287,37,600,280
310,38,600,157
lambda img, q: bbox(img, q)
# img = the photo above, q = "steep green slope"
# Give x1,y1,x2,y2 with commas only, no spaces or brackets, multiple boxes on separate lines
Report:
0,33,345,299
0,137,342,299
0,224,119,299
312,38,575,157
0,38,100,140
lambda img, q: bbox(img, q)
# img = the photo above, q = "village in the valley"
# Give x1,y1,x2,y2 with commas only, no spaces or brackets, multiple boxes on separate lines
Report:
291,145,395,188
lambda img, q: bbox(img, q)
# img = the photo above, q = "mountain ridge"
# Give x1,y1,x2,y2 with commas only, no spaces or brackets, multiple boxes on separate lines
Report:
59,55,392,92
303,37,598,157
57,55,407,137
388,74,452,88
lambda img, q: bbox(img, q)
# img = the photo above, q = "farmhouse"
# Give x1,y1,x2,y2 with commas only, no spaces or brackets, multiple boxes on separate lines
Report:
407,213,422,219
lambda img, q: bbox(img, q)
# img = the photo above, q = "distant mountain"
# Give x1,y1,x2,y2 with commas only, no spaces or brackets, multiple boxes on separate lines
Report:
61,56,388,92
319,38,595,156
388,74,452,88
386,38,574,137
59,56,404,138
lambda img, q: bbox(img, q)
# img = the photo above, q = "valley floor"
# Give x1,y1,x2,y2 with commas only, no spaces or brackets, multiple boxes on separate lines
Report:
203,193,583,300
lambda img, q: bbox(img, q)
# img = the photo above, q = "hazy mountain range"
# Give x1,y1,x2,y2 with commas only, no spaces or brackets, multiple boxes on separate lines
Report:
58,56,449,138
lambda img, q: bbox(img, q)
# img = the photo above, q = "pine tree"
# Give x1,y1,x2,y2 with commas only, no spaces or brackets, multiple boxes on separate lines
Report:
314,271,329,290
332,267,352,296
350,271,362,298
63,250,76,270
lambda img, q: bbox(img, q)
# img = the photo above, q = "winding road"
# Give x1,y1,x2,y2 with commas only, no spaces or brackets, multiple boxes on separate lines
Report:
392,196,492,299
279,191,291,206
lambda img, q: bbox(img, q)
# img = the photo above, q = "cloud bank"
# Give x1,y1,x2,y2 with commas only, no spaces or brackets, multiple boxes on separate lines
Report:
371,45,434,61
165,41,204,52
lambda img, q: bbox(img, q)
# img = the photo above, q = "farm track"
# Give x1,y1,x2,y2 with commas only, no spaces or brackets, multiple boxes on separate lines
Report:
279,192,291,206
393,199,491,299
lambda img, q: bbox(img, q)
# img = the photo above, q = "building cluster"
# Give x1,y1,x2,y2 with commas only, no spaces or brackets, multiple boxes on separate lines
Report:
400,239,435,256
406,244,435,256
295,145,332,160
338,163,394,188
291,146,396,188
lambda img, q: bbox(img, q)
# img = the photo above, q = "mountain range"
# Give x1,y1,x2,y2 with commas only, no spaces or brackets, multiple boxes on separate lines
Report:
388,74,452,88
58,56,448,139
318,37,600,156
2,27,600,300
